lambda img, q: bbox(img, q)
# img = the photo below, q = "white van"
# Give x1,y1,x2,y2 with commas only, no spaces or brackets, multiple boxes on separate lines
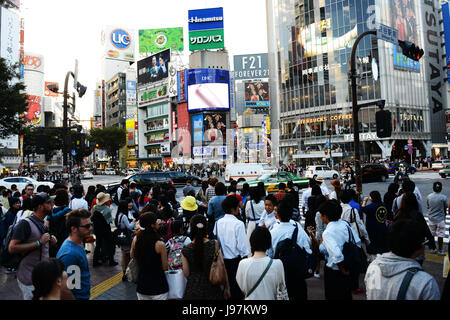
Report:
225,163,276,183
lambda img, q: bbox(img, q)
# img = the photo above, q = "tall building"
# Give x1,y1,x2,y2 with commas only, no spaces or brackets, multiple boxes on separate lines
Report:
105,72,126,128
266,0,448,166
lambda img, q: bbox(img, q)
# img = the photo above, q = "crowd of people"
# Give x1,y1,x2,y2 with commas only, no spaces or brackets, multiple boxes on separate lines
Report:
0,174,449,301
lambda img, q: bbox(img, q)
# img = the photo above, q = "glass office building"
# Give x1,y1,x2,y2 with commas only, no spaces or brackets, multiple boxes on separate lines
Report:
267,0,447,165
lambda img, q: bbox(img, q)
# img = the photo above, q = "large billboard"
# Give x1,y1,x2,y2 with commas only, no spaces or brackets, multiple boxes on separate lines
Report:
233,54,269,80
187,68,230,112
389,0,420,71
244,82,269,108
0,7,20,67
139,28,184,53
137,48,170,85
188,7,224,51
102,26,135,62
203,113,226,142
188,7,224,31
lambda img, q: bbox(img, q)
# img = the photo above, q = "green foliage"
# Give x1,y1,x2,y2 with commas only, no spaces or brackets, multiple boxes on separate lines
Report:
22,126,64,160
88,126,127,159
0,57,28,139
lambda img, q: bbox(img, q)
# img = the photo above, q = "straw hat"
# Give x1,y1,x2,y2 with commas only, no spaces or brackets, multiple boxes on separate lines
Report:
181,196,198,211
96,192,110,206
315,176,324,183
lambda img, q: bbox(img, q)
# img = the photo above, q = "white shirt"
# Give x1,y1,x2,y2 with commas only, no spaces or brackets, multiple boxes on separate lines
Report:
69,198,88,211
258,210,278,231
319,219,361,270
245,200,265,221
300,185,330,211
268,221,312,258
213,214,249,259
236,256,287,300
340,203,369,243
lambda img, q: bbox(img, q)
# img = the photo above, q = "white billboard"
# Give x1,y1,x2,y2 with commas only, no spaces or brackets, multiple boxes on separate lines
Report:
102,26,135,62
0,7,20,67
23,52,44,96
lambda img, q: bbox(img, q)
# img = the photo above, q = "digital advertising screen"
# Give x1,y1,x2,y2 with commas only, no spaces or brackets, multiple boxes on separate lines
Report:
137,48,170,85
203,113,226,142
187,68,230,112
244,81,269,108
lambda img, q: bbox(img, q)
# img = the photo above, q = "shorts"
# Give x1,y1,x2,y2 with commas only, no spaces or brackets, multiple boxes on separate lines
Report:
428,220,446,238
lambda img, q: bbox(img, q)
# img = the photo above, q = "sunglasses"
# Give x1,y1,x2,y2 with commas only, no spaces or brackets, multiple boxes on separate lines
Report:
79,223,93,229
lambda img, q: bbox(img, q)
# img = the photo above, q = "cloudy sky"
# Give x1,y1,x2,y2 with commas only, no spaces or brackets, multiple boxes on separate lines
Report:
20,0,268,125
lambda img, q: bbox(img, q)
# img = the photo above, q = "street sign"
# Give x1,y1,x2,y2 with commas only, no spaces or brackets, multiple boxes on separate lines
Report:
407,139,412,145
408,149,413,155
404,145,409,150
326,141,330,147
377,24,398,45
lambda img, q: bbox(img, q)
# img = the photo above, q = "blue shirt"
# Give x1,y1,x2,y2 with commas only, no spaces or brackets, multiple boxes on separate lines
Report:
57,239,91,300
258,210,278,231
207,195,227,221
268,221,312,258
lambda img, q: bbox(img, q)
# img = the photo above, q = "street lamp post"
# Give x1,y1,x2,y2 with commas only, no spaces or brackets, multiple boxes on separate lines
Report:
63,71,75,172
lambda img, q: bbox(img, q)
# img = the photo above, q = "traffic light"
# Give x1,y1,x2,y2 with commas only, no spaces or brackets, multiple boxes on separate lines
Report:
324,149,328,155
76,82,87,98
376,109,392,138
398,40,424,61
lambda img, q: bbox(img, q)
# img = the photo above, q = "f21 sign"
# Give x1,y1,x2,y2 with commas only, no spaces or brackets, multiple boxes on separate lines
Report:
233,53,269,80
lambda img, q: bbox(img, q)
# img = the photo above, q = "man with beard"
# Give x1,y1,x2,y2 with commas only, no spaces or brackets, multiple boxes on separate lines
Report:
9,193,58,300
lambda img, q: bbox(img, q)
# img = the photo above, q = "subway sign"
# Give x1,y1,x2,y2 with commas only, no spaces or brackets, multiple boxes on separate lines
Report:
188,7,224,31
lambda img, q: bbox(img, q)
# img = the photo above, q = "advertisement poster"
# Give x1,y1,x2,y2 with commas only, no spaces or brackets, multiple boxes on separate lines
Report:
126,80,136,104
187,68,230,112
192,113,203,142
188,7,224,31
23,95,41,125
389,0,420,71
0,7,20,67
139,28,184,53
244,82,269,107
189,28,224,51
443,3,450,83
44,82,59,97
203,113,226,142
233,53,269,80
137,48,170,85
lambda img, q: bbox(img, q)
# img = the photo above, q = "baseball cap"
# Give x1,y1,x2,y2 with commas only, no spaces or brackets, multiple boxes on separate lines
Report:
32,192,56,209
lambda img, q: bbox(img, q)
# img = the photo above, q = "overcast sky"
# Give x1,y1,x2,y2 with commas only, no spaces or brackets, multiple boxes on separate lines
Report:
20,0,268,125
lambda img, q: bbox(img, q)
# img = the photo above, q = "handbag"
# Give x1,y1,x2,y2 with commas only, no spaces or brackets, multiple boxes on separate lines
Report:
125,258,139,284
209,240,228,286
349,210,368,273
112,214,133,247
165,269,187,299
342,223,364,272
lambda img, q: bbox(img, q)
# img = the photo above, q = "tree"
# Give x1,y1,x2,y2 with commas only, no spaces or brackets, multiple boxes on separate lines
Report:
22,126,64,161
0,58,27,139
88,127,126,165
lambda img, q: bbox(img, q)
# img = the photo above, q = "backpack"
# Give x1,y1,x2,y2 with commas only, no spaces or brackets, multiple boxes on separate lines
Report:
274,224,316,280
159,218,174,242
167,236,187,270
112,214,133,247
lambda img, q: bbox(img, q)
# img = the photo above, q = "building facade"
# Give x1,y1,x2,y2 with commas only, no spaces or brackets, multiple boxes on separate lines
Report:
105,72,127,128
266,0,448,166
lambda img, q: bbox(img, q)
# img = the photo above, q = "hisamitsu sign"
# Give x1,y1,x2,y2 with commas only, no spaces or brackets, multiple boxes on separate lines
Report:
188,7,224,31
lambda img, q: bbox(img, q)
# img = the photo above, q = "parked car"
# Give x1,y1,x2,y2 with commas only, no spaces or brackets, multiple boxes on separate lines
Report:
305,165,340,180
362,164,389,182
0,177,54,191
238,171,309,193
439,165,450,178
432,159,450,171
103,168,116,175
81,170,94,180
167,171,202,187
384,162,416,174
126,168,140,176
224,163,277,183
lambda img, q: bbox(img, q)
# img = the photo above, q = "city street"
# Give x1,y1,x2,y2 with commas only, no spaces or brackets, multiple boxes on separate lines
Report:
0,170,448,300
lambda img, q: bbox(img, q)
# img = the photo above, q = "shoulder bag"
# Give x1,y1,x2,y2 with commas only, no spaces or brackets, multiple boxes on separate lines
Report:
209,240,228,286
397,267,422,300
245,258,273,299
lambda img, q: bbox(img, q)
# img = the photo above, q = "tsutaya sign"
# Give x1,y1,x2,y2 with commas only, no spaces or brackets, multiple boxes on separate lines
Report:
423,0,448,143
344,132,377,142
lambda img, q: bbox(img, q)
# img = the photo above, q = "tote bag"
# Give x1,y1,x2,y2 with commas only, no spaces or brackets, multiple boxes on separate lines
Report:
165,269,187,299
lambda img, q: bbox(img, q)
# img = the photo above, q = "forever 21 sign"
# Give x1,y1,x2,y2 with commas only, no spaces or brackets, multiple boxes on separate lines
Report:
233,53,269,80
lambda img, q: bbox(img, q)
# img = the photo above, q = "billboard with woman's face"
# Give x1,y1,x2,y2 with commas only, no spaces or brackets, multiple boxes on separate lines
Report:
203,113,226,142
244,81,269,107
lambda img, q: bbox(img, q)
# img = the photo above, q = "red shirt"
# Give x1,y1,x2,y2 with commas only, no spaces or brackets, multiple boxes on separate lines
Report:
228,193,243,202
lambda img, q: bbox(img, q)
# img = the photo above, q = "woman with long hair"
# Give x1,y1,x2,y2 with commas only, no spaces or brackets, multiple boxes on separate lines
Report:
167,189,180,213
383,183,399,221
131,213,169,300
329,179,342,202
181,214,229,300
84,186,96,211
394,192,436,265
115,199,135,281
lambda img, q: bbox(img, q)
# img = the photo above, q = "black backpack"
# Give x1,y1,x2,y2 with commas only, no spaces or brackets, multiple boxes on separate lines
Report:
274,224,316,279
342,223,367,272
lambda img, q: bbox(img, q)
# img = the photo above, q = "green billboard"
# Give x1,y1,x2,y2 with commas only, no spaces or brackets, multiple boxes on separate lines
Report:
139,28,184,53
189,29,225,51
